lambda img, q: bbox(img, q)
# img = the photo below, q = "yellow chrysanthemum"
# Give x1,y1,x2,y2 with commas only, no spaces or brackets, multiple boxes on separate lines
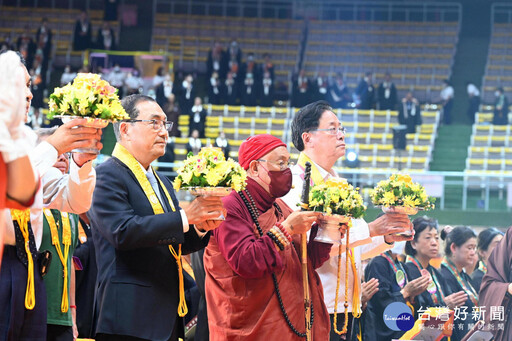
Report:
180,171,193,184
381,191,397,206
173,177,182,191
402,195,417,207
206,171,223,186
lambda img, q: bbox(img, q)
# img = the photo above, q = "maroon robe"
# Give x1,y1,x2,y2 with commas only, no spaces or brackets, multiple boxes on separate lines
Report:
479,226,512,341
204,178,331,340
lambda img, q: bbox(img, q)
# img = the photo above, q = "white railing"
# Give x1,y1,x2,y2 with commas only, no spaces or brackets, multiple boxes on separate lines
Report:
92,156,512,212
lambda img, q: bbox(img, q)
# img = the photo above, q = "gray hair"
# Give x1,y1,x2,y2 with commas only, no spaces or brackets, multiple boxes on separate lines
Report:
35,126,59,144
114,94,156,141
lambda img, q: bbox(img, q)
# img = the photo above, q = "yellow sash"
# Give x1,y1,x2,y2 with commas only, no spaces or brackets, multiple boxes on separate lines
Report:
77,221,87,244
297,152,326,187
10,209,36,310
111,143,188,317
44,209,72,313
297,152,362,331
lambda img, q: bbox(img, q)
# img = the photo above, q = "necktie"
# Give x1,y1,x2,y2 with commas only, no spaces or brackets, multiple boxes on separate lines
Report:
146,169,167,212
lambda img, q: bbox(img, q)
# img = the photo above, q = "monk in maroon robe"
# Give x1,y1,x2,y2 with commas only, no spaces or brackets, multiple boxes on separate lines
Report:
479,226,512,341
204,134,332,340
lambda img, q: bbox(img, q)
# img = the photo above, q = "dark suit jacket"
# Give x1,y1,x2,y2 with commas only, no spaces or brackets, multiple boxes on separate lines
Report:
88,156,209,341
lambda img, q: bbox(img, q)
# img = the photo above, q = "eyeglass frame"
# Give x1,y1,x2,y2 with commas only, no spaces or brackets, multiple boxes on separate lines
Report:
123,119,174,131
309,126,347,135
256,159,294,171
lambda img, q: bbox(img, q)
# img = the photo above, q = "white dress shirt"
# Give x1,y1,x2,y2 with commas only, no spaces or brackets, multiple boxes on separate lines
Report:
3,128,96,249
467,83,480,97
281,158,392,313
440,86,454,101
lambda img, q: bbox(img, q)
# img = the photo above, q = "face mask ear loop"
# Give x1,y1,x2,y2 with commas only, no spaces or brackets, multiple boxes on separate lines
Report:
256,161,271,186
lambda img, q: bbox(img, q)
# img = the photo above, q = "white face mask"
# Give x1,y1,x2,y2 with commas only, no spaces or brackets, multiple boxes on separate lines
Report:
114,66,120,72
495,91,501,97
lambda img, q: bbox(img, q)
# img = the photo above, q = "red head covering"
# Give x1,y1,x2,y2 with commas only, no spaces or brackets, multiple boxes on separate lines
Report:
238,134,286,170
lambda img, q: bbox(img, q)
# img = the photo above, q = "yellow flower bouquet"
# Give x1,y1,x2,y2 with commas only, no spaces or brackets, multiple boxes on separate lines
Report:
47,73,129,154
308,178,366,244
48,73,128,122
173,147,247,197
370,174,435,212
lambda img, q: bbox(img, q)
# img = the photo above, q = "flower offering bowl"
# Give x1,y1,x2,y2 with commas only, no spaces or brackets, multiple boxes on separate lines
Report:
315,213,351,244
184,187,233,220
55,115,109,154
378,205,423,237
185,187,233,198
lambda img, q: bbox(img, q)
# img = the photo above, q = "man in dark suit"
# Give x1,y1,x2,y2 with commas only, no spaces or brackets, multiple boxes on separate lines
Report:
88,94,226,341
377,72,398,110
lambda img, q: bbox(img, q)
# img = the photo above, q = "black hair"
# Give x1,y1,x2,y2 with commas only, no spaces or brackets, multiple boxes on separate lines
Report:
443,226,477,257
113,94,156,141
291,100,333,151
404,216,438,256
477,227,504,252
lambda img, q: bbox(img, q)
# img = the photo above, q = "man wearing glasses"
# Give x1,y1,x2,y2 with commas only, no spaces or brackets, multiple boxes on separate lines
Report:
281,100,413,340
88,94,226,341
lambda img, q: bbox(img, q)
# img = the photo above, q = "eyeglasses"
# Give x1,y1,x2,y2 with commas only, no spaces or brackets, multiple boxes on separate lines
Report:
257,159,294,171
124,119,173,131
310,126,347,135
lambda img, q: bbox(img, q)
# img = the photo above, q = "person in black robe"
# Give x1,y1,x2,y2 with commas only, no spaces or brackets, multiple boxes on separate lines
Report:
364,248,430,341
178,74,196,116
328,73,351,109
355,72,375,110
260,53,274,82
404,217,469,318
439,226,479,341
222,71,238,106
466,82,481,125
189,97,206,138
74,214,97,339
242,52,258,81
214,131,230,158
377,72,398,111
227,39,242,72
73,11,92,51
16,26,36,70
187,130,202,155
96,21,116,50
479,226,512,341
241,72,257,106
471,227,504,292
398,92,422,134
493,87,509,125
163,94,181,138
313,72,329,102
291,69,311,108
206,41,227,79
35,18,52,71
208,72,222,105
259,71,274,107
